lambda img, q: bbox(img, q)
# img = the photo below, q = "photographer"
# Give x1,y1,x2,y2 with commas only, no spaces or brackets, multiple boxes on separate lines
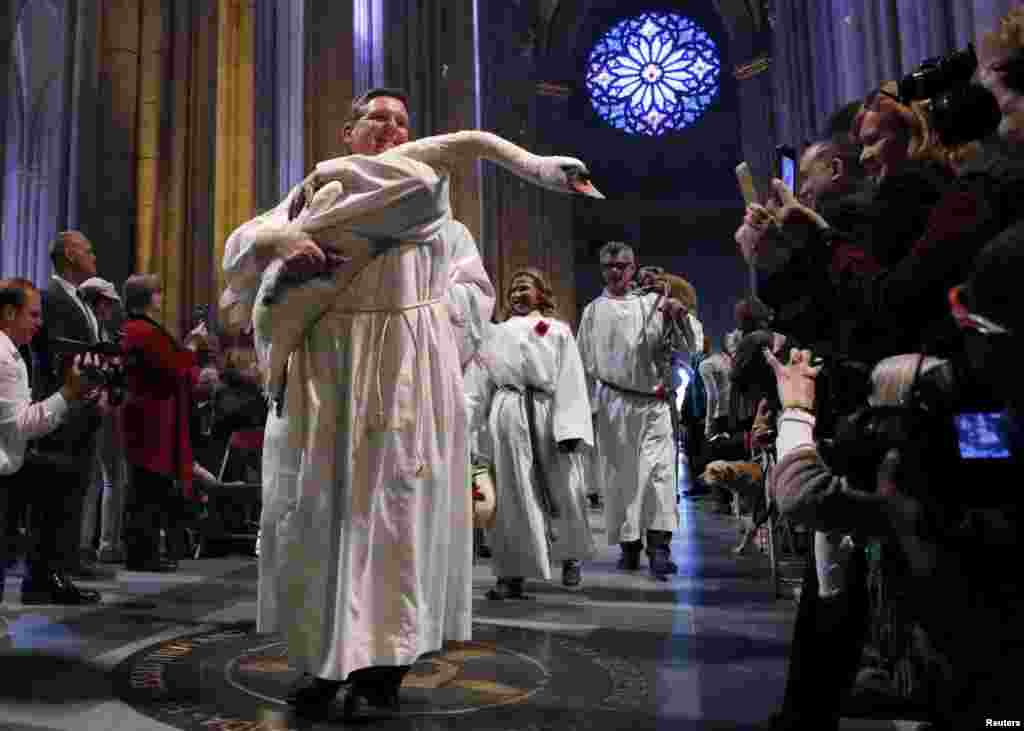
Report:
120,274,202,572
0,278,94,603
78,277,128,563
760,348,943,730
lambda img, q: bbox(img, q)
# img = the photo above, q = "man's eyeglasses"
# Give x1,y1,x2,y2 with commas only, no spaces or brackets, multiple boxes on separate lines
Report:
949,284,1013,336
601,261,634,271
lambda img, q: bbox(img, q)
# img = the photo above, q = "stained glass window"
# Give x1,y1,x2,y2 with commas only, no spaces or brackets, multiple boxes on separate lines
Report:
586,12,721,136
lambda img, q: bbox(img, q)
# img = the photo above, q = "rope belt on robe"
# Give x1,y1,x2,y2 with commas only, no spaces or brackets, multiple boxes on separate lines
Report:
597,378,669,401
271,236,444,477
333,297,445,476
497,383,560,543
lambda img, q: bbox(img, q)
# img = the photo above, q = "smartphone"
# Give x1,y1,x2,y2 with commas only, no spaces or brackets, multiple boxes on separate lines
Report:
954,411,1012,460
776,145,797,193
735,162,759,205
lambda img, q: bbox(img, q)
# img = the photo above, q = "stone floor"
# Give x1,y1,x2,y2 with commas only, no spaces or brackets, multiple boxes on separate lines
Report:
0,486,928,730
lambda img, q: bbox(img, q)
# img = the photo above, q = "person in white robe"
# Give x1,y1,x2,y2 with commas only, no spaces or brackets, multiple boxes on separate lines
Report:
465,268,594,596
577,242,689,582
220,87,603,718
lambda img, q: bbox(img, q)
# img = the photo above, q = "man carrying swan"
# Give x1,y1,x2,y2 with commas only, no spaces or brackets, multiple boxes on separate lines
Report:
220,87,602,720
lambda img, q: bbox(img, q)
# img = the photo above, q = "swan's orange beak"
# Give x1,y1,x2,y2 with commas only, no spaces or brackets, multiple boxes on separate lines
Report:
570,176,604,199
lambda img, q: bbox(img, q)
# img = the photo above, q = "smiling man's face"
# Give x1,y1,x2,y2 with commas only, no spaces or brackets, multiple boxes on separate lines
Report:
342,96,411,155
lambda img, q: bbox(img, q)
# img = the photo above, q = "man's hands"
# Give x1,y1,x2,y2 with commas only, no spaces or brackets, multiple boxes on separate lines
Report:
278,237,352,282
658,297,688,322
287,171,322,221
750,398,777,449
735,179,830,266
60,353,103,404
768,179,829,230
764,347,821,412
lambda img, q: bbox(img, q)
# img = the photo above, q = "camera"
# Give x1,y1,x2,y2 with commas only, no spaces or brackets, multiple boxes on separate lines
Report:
820,355,1012,508
898,43,1006,146
51,337,128,406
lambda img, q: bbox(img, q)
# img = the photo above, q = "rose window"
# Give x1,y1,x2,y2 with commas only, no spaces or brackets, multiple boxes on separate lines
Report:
586,12,721,136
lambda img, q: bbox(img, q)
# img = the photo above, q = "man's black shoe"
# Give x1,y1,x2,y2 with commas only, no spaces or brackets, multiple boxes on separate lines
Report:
21,572,101,605
649,547,674,581
286,675,343,719
125,558,179,573
68,561,117,580
342,667,405,721
342,686,400,720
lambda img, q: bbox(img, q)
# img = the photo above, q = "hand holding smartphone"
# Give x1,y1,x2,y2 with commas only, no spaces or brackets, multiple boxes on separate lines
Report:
776,145,797,195
735,162,759,205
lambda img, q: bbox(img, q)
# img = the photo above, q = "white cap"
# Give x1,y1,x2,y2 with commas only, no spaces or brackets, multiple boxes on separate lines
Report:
78,277,121,303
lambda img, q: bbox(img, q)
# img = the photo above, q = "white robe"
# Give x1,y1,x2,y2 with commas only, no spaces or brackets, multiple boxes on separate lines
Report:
465,315,594,579
222,149,494,680
578,291,680,545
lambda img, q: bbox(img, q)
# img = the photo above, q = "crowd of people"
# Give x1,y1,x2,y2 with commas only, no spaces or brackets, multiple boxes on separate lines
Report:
2,5,1024,727
0,233,269,606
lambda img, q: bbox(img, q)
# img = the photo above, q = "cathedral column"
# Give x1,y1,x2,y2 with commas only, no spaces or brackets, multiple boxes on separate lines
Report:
96,0,142,288
157,0,217,336
254,0,304,210
304,0,354,169
212,0,256,304
135,0,165,278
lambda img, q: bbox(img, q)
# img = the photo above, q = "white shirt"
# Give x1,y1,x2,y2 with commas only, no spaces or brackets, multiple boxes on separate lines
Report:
52,274,100,341
0,331,69,476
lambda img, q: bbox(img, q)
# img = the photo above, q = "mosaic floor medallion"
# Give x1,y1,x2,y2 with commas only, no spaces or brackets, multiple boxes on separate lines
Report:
114,622,651,730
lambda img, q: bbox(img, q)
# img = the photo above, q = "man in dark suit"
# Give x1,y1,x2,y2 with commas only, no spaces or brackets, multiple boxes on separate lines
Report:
24,230,107,603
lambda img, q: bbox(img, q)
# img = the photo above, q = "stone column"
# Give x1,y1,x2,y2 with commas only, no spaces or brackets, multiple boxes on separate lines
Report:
213,0,256,302
96,0,142,288
354,0,384,94
304,0,353,169
254,0,305,211
158,0,218,337
1,0,75,284
136,0,166,278
440,0,482,249
65,0,101,237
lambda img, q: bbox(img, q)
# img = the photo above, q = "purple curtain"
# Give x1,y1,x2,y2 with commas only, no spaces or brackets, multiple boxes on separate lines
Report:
773,0,1021,148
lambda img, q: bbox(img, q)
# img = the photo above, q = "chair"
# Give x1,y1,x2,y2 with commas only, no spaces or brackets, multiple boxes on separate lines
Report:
193,429,263,559
761,447,809,599
218,428,264,482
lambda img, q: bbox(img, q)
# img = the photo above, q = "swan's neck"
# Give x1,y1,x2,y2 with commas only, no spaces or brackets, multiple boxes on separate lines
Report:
392,130,542,183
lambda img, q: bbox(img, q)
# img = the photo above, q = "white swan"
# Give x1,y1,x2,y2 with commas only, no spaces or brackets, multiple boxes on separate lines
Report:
295,130,603,222
221,129,603,396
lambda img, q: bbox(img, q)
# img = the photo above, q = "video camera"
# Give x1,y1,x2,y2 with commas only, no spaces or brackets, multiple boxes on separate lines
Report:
897,43,1023,146
50,337,128,406
820,354,1012,508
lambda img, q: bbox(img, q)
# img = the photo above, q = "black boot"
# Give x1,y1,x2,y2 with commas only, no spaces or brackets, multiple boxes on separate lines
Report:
486,577,532,600
617,540,643,570
646,530,676,581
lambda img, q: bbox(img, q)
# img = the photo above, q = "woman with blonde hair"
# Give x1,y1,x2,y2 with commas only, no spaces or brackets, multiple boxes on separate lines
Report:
852,80,954,182
465,268,595,595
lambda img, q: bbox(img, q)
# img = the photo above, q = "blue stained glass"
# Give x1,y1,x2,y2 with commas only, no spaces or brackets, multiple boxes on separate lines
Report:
585,12,721,136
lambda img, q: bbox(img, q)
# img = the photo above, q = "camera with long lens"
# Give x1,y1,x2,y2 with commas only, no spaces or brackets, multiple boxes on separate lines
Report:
898,43,1003,146
51,337,127,406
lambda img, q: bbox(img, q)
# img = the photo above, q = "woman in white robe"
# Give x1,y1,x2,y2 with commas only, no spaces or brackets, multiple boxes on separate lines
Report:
221,112,601,715
465,269,594,597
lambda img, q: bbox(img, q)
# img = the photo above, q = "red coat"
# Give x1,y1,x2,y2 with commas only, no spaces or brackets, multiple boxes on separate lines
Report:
120,316,197,497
